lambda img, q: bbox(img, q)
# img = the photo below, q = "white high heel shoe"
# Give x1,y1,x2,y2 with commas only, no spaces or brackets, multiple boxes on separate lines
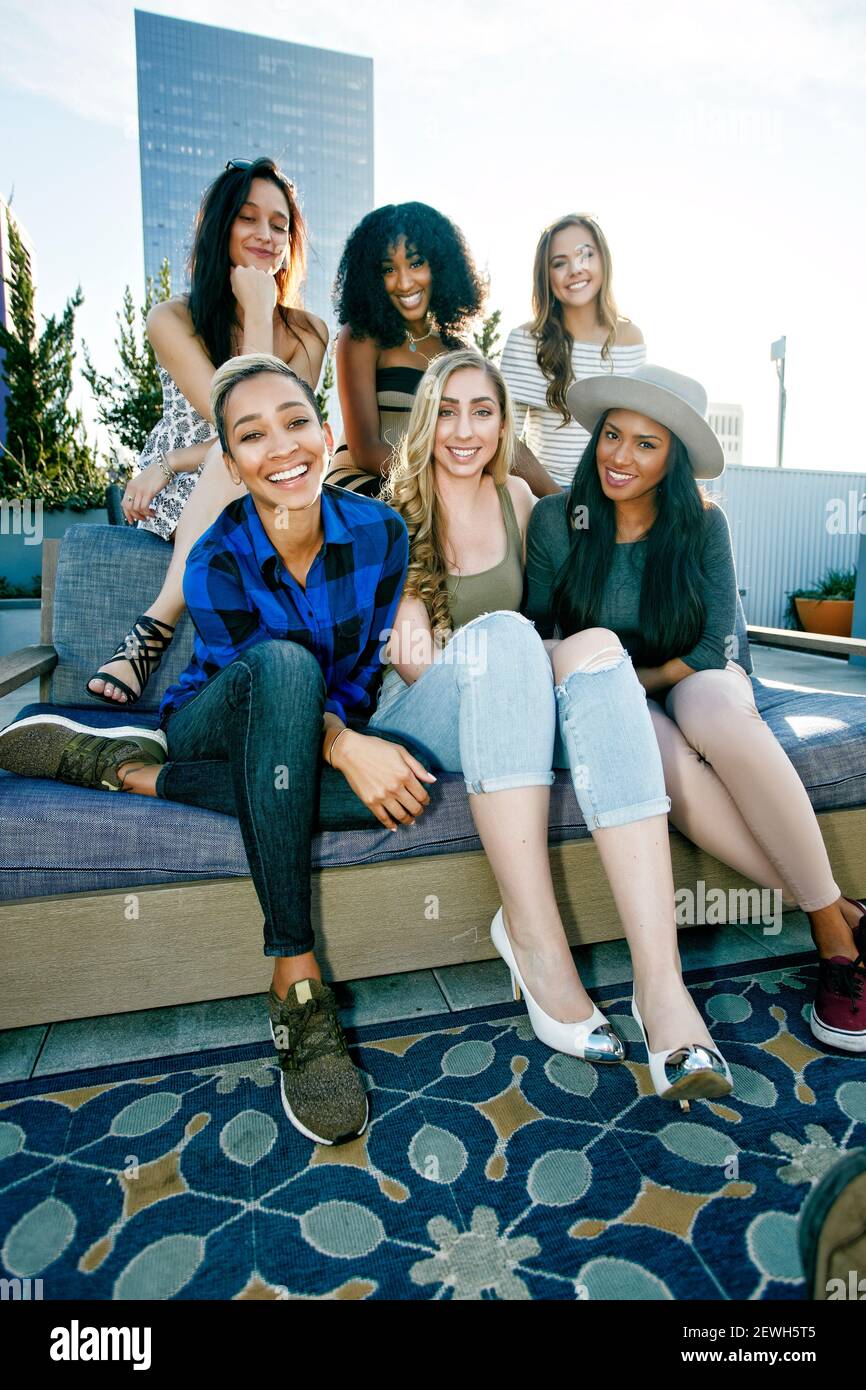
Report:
631,994,733,1112
490,908,625,1062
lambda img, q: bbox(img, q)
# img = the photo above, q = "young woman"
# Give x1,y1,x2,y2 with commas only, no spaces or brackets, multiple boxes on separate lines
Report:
368,348,734,1106
0,355,436,1146
500,213,646,489
525,363,866,1055
88,157,328,707
328,202,556,500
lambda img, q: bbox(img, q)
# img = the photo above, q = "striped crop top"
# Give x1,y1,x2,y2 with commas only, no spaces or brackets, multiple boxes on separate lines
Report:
500,324,646,489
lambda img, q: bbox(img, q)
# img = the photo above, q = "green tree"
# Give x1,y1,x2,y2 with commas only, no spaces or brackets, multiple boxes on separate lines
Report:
0,208,102,507
474,308,502,363
82,259,171,457
315,349,335,424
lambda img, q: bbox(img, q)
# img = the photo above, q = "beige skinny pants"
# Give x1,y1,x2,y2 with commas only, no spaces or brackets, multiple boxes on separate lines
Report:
649,661,840,913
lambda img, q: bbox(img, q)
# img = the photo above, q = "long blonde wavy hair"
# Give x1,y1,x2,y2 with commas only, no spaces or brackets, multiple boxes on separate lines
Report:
530,213,622,425
382,349,516,641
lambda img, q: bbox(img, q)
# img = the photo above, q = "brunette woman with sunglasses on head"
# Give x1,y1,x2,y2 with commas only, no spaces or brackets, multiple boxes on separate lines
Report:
87,157,328,708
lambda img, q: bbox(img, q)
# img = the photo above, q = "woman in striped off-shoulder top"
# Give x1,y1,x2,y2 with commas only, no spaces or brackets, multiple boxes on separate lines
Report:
501,214,646,489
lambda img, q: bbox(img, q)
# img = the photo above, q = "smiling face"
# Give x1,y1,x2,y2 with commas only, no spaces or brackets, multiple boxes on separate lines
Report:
596,409,671,503
381,235,432,326
223,371,333,515
228,177,291,274
432,366,504,480
548,223,603,311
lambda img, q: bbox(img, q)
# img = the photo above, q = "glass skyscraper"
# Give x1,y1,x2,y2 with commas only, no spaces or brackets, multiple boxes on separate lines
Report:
134,10,373,325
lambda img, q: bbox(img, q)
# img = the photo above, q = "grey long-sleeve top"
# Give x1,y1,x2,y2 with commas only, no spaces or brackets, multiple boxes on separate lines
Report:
523,492,738,671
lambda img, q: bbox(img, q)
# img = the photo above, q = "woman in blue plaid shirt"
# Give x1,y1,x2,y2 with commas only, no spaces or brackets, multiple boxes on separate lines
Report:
0,355,436,1147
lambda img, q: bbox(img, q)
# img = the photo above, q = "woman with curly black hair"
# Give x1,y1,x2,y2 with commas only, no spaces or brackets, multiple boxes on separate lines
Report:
328,202,556,498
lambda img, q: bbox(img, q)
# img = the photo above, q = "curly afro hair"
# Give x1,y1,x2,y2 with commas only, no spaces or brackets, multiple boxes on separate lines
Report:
332,202,486,349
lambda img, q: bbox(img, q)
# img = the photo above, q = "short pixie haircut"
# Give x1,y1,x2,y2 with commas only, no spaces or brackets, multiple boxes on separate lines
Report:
211,353,323,454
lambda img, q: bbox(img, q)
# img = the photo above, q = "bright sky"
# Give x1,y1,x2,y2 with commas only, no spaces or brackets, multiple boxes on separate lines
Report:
1,0,864,470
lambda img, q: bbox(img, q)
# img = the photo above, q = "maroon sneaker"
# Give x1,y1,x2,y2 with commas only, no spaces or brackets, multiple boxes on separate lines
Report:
843,896,866,931
810,921,866,1054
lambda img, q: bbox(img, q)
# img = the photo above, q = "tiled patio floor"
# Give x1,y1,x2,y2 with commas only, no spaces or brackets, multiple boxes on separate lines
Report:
1,915,830,1083
1,615,864,1082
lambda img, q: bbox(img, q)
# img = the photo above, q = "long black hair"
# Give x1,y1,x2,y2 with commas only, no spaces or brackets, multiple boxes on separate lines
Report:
187,157,320,370
332,201,485,348
552,412,711,665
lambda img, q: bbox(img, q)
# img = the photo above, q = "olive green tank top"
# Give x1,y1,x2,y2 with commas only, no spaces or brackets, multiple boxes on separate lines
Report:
380,482,524,686
444,483,524,631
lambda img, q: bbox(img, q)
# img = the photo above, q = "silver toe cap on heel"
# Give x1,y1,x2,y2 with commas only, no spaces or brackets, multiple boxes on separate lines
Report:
582,1024,627,1064
663,1045,732,1097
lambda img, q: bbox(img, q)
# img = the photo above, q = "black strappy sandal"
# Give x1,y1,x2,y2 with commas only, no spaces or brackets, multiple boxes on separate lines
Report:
86,614,176,707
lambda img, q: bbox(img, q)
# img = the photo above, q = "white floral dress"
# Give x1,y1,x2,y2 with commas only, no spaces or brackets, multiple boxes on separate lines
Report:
135,366,215,541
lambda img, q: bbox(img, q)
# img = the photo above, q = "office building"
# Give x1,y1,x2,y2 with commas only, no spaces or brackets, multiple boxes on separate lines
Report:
708,402,745,466
134,10,373,324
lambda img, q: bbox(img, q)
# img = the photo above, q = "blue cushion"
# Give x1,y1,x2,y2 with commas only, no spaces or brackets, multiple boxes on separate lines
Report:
48,523,754,708
0,703,588,899
1,679,864,901
734,593,752,674
51,525,198,711
752,680,866,809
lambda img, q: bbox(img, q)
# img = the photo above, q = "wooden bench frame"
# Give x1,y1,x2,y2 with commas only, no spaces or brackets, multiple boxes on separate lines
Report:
1,541,865,1030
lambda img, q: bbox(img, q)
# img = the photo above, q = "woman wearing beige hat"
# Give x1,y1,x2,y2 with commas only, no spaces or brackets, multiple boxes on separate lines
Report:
525,364,866,1057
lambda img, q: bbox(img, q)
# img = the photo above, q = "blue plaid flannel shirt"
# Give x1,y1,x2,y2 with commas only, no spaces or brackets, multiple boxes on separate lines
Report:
158,485,409,729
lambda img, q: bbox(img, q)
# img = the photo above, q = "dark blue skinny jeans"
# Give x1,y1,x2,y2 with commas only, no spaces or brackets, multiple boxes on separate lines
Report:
155,640,388,958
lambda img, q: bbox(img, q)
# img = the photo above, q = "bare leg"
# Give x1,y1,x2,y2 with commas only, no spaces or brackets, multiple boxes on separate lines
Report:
666,667,856,960
592,815,715,1053
89,443,247,702
650,701,861,955
117,762,160,795
648,701,796,905
469,787,597,1023
271,952,322,994
551,633,715,1056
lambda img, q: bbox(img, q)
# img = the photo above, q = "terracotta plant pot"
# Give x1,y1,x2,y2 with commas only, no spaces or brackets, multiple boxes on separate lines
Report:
794,598,854,638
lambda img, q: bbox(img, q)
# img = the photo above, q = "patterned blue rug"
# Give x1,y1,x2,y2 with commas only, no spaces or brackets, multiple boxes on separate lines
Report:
2,952,865,1301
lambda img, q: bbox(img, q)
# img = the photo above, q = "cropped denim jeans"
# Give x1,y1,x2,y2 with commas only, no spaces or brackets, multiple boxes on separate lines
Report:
552,644,671,829
371,611,555,793
368,610,671,828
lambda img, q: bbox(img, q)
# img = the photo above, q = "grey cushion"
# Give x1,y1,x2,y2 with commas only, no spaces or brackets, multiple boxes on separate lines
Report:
1,677,864,901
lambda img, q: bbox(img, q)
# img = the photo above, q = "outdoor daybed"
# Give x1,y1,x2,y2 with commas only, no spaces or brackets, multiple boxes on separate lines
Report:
1,524,865,1030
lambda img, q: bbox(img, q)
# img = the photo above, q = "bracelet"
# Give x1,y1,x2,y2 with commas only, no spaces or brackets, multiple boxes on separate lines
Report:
158,454,177,484
327,727,349,768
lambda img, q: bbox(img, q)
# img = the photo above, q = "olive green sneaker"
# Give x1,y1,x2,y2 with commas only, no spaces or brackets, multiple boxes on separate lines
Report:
799,1148,866,1299
267,979,369,1145
0,714,167,790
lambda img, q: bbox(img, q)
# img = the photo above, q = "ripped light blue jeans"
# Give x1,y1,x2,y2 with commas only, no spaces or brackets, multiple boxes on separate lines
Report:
367,610,671,829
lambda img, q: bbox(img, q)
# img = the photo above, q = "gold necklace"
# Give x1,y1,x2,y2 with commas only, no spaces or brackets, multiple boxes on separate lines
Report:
405,320,436,353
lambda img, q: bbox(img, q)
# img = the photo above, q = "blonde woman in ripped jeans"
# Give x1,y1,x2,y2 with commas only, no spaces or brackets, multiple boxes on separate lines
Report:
370,611,733,1105
370,347,733,1107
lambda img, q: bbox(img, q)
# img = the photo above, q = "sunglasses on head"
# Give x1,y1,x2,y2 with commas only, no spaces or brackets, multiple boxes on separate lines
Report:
225,158,295,192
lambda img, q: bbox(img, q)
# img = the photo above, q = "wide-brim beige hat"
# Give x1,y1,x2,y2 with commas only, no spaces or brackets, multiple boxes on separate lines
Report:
565,364,725,480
